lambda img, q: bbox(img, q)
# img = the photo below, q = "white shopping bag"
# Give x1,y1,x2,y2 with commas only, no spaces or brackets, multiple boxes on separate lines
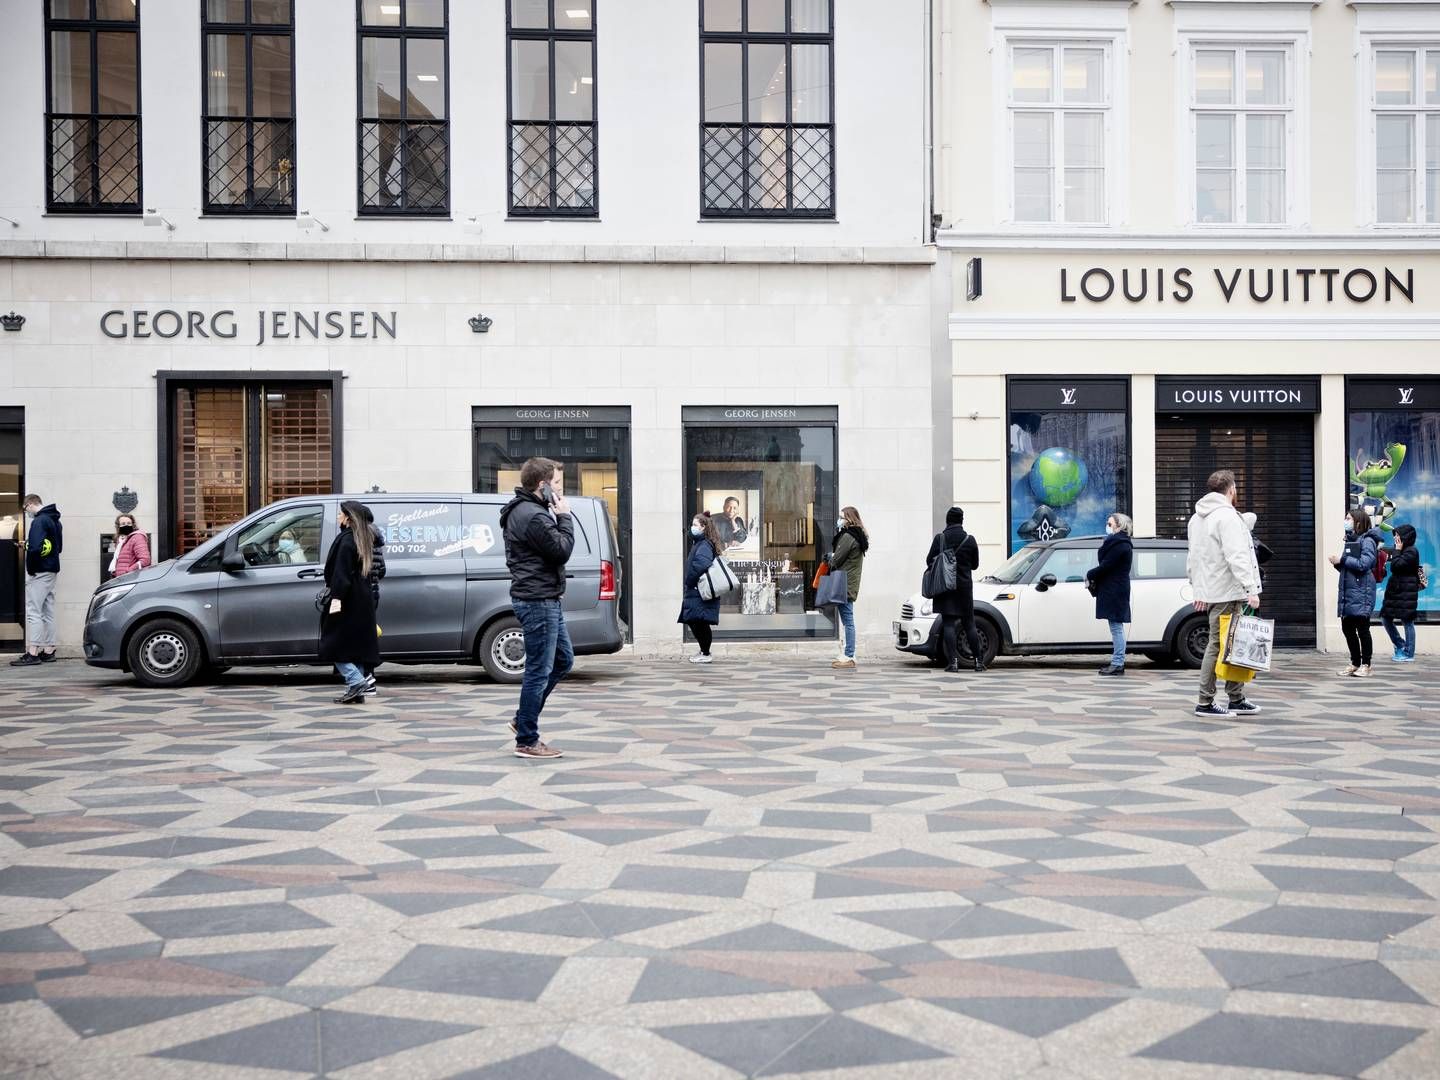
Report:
1224,613,1274,672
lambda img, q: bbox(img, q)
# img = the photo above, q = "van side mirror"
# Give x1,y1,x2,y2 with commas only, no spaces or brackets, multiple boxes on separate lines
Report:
221,552,246,573
1035,573,1058,592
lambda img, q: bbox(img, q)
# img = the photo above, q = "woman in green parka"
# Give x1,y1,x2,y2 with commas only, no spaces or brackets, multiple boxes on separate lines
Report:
827,506,869,668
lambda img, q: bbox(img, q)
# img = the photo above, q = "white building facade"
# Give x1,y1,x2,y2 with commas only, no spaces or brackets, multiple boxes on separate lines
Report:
937,0,1440,655
0,0,943,659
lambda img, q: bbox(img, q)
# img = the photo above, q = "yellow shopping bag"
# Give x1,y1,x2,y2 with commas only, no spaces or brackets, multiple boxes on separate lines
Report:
1214,612,1256,684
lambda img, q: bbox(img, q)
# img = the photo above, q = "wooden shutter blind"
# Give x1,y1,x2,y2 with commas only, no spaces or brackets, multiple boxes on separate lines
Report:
261,386,333,505
175,387,247,555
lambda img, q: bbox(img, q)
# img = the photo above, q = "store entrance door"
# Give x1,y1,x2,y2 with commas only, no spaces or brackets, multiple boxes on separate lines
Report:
0,408,23,652
1156,413,1316,647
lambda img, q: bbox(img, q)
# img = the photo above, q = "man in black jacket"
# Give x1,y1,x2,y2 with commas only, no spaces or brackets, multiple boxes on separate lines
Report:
500,457,575,759
12,495,62,668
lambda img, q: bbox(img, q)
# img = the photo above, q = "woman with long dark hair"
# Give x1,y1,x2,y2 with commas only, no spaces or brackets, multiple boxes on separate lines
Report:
678,511,725,664
320,500,380,703
828,506,869,668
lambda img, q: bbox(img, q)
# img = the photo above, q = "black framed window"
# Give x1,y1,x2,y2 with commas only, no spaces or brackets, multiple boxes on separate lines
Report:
507,1,598,217
699,0,834,218
357,0,449,216
202,1,296,215
45,0,141,213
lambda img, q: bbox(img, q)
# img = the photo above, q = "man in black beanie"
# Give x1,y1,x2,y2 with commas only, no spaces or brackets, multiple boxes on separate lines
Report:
926,507,984,672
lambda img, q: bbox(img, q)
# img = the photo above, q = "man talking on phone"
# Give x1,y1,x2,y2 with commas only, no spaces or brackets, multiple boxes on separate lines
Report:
499,457,575,759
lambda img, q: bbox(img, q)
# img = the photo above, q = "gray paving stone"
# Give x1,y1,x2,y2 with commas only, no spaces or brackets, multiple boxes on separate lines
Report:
451,1046,621,1080
657,1016,827,1075
1139,1013,1424,1074
319,1010,473,1071
50,996,239,1037
931,996,1120,1036
981,947,1136,987
133,902,330,939
154,1014,320,1072
0,866,112,898
384,835,545,859
1256,864,1431,899
222,810,345,831
181,946,333,985
629,960,789,1003
379,945,564,1000
755,1015,946,1075
610,865,749,897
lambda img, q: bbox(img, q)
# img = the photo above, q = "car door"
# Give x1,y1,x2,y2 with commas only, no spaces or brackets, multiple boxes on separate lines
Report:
1015,545,1107,646
216,502,330,659
1128,546,1191,643
370,499,470,656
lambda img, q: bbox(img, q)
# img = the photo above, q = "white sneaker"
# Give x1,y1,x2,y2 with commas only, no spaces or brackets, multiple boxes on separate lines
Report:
688,653,713,664
1352,664,1373,678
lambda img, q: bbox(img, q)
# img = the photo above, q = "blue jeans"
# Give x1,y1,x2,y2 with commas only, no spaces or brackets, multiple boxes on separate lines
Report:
512,599,574,746
335,662,365,689
1382,617,1416,658
837,601,856,658
1107,620,1126,668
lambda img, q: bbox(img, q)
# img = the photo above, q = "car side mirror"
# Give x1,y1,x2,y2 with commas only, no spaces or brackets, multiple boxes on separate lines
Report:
1035,573,1058,592
221,552,246,573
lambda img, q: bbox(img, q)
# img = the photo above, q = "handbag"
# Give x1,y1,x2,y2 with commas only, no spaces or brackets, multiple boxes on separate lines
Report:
812,561,829,591
697,557,739,601
815,568,849,608
1214,612,1257,684
314,588,332,613
1224,610,1274,672
921,546,957,599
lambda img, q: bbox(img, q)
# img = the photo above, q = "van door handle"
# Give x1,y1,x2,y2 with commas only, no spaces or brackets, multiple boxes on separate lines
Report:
296,568,323,579
466,569,510,581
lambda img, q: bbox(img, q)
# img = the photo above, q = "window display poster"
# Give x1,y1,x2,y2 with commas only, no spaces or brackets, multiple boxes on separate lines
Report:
703,487,761,558
1349,410,1439,618
1008,410,1128,554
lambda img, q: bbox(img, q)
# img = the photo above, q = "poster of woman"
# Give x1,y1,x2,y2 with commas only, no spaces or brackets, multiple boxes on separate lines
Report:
705,490,761,559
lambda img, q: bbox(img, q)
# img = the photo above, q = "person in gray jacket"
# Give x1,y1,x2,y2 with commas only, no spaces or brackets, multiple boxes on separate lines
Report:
1186,470,1262,718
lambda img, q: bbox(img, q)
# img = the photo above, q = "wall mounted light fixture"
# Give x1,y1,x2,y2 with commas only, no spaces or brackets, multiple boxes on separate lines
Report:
297,211,330,232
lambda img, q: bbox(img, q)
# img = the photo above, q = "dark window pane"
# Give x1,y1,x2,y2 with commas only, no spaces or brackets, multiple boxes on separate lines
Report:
94,0,138,20
511,39,549,121
50,0,89,18
253,120,296,206
704,0,739,31
792,0,828,33
360,0,400,26
554,0,590,30
704,43,742,122
205,0,247,22
406,38,446,119
50,117,96,204
406,0,445,27
205,118,247,204
554,40,592,122
748,42,786,123
511,0,548,28
251,0,291,22
50,31,92,113
97,116,139,201
792,44,829,122
748,0,784,31
205,35,247,117
361,36,402,118
251,35,292,117
96,31,138,113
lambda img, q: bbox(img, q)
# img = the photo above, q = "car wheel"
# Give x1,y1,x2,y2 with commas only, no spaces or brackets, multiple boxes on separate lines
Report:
974,617,1001,666
127,618,203,688
1175,616,1209,669
479,617,527,684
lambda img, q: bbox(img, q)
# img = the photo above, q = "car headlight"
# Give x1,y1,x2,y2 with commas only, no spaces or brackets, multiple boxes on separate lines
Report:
89,582,135,618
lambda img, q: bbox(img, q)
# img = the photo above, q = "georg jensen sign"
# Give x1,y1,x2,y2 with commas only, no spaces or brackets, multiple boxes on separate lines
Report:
100,308,398,345
1060,267,1415,305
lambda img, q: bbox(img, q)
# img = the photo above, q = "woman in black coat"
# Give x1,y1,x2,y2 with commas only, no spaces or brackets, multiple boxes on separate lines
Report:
1381,523,1421,662
1085,512,1134,676
678,512,724,664
927,506,984,673
319,500,380,704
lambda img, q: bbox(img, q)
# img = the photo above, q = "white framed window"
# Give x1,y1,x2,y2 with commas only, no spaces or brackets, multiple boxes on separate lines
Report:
1370,46,1440,224
1186,42,1295,225
1005,41,1113,224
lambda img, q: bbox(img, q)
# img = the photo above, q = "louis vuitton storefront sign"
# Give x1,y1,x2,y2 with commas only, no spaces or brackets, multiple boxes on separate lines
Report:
100,308,398,345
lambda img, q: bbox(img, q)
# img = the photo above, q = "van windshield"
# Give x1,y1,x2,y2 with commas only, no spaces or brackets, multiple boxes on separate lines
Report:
982,545,1046,584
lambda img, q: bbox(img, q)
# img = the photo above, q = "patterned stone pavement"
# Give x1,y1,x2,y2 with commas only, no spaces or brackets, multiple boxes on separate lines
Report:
1,650,1438,1080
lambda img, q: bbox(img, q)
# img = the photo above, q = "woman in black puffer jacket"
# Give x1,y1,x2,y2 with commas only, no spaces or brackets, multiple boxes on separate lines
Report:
1381,523,1421,663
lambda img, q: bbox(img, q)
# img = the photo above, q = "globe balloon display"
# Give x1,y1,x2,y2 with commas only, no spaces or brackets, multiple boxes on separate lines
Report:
1028,447,1088,508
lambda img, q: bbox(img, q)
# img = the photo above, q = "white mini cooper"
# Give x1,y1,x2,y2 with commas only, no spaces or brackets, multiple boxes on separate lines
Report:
894,536,1208,668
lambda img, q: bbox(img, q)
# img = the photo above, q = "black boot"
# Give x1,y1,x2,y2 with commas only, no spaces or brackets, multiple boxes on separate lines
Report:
1099,665,1125,676
973,659,986,673
944,661,959,673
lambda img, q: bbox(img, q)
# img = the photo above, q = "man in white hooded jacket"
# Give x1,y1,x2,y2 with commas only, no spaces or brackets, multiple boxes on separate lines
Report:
1187,469,1262,717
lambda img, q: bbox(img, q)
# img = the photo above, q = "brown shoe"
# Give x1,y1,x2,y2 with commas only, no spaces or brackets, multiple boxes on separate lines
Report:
514,741,562,759
831,658,856,669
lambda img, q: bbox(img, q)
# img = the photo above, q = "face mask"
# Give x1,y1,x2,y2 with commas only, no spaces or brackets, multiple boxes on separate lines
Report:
117,523,134,535
278,538,296,552
836,517,847,530
690,525,703,537
1345,520,1355,534
1105,524,1115,535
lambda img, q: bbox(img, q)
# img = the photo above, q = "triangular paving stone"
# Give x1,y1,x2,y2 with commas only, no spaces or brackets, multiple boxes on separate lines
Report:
1245,959,1426,1005
0,866,114,899
1052,894,1196,919
557,829,678,847
319,1010,473,1072
929,997,1121,1037
82,837,262,858
1256,865,1429,900
669,835,838,859
756,1015,946,1075
132,902,330,940
581,902,698,937
450,1046,620,1080
385,835,545,859
838,850,967,869
181,946,333,986
845,905,973,940
628,959,791,1003
1139,1013,1423,1075
221,846,356,866
657,1016,828,1075
475,903,606,939
50,996,239,1038
980,947,1136,987
379,945,564,1001
140,870,273,897
939,907,1073,939
366,892,499,917
154,1013,320,1072
685,922,852,953
812,873,934,900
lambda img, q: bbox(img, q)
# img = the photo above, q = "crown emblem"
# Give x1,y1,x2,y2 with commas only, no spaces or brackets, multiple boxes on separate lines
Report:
1,312,23,332
468,314,493,333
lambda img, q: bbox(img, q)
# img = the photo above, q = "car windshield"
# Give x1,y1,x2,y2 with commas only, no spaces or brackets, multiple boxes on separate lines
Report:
983,545,1047,584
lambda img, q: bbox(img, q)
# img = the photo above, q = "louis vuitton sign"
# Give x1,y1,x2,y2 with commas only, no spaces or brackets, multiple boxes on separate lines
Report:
100,308,398,346
1060,266,1415,305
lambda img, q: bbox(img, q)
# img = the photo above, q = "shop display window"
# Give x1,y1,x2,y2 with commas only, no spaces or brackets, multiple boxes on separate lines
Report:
0,409,23,650
683,408,837,639
1347,378,1440,622
1007,379,1129,555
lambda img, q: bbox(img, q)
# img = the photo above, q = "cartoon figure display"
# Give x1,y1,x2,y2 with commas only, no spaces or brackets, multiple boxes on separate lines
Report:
1350,442,1407,535
1017,447,1089,543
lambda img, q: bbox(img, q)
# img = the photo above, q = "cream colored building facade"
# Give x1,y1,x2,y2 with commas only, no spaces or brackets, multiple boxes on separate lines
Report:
938,0,1440,653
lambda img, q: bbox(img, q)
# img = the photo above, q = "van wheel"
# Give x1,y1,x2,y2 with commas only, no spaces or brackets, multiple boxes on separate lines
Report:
1175,616,1209,669
127,619,203,688
479,617,527,684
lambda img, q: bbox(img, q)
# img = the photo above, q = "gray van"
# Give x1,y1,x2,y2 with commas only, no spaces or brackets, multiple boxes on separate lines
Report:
82,493,624,688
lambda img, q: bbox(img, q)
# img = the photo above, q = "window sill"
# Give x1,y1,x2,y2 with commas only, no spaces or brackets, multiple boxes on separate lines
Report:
697,216,838,223
506,215,602,222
